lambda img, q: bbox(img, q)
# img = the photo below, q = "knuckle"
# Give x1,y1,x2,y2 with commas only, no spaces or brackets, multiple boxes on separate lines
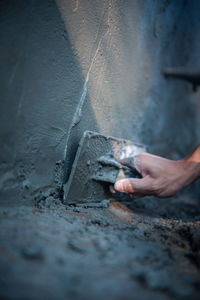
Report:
133,156,141,172
136,152,148,159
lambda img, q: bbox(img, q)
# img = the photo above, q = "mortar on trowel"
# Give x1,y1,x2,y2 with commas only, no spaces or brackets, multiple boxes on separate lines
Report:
63,131,146,205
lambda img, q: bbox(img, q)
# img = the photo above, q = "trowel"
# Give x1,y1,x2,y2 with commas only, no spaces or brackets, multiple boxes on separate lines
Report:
63,131,146,205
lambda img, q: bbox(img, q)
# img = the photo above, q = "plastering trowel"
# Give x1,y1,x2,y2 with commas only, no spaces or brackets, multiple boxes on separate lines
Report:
63,131,146,205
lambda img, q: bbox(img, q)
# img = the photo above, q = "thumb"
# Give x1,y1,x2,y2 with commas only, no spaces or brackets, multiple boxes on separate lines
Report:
114,177,150,194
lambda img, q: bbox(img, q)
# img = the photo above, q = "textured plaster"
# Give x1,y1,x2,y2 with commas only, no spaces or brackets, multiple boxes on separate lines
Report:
63,131,146,204
0,0,200,202
57,0,200,184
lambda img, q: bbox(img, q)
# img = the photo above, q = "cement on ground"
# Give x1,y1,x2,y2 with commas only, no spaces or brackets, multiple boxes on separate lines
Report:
0,186,200,300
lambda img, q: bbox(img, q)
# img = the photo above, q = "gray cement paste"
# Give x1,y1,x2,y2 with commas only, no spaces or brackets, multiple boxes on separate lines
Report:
63,131,146,204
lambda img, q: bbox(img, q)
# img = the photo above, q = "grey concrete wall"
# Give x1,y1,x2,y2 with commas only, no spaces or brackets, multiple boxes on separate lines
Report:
0,0,84,203
0,0,200,204
57,0,200,179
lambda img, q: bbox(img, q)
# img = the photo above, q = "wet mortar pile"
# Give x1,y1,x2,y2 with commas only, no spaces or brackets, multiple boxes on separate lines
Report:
1,183,200,300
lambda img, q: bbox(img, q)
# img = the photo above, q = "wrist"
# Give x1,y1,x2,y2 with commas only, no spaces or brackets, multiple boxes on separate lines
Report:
186,145,200,163
185,160,200,184
181,146,200,186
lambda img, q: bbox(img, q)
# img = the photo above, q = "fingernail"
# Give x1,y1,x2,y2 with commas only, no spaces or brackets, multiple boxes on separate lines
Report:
115,181,123,192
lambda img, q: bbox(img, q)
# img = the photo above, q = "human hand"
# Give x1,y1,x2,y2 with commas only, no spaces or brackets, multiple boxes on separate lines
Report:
114,151,200,198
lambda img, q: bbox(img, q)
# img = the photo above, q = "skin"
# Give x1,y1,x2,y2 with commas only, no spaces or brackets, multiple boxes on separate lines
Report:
114,145,200,198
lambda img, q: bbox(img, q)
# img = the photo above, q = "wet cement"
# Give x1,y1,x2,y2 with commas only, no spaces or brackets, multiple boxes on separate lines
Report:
64,131,146,204
1,186,200,300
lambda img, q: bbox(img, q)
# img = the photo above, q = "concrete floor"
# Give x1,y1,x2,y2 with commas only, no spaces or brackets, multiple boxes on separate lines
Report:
1,187,200,300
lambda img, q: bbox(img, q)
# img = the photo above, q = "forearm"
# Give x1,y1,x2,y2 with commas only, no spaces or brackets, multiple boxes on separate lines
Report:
182,145,200,185
186,144,200,163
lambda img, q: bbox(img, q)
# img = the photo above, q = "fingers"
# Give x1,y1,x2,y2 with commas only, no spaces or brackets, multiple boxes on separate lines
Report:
119,155,141,173
114,177,151,195
120,152,166,178
119,156,135,168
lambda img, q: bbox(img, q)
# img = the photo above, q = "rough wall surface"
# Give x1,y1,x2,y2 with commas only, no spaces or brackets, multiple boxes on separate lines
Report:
57,0,200,181
0,0,84,203
0,0,200,203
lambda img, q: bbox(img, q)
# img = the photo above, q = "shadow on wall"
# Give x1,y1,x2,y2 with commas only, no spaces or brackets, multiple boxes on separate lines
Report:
0,0,99,205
